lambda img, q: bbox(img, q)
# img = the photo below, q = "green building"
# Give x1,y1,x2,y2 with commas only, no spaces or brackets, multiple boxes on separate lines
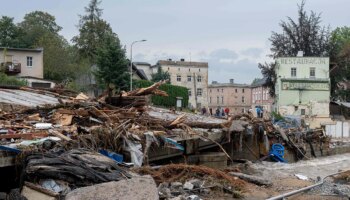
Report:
275,57,331,128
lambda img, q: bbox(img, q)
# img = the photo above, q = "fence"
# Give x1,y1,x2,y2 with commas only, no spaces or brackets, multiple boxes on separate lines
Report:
325,121,350,138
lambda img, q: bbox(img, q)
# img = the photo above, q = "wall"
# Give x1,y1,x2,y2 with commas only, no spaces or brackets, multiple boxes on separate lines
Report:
0,49,44,79
158,61,208,109
208,84,251,115
251,86,274,113
275,57,331,128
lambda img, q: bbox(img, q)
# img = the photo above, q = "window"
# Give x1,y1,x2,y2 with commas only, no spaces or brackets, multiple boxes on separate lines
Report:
209,89,212,93
242,88,245,93
167,67,169,70
221,96,224,104
197,88,202,96
199,68,201,72
217,89,219,92
176,75,181,82
187,75,192,82
217,96,219,104
188,68,190,72
291,67,297,77
310,67,315,78
242,96,245,103
301,109,306,115
235,89,238,93
27,56,33,67
188,89,191,96
209,97,212,103
178,68,180,71
221,89,223,93
242,108,245,113
197,75,202,82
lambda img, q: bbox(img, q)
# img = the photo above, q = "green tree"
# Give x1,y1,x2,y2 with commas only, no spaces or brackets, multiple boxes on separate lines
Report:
72,0,113,62
0,16,22,47
269,0,331,58
94,34,129,95
151,66,170,82
330,27,350,101
260,1,330,97
18,11,62,48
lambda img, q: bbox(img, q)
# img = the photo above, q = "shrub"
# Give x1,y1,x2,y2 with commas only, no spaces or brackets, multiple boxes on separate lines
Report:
134,80,189,108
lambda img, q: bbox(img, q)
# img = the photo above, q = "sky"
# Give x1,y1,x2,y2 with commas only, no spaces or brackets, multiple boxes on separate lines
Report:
2,0,350,84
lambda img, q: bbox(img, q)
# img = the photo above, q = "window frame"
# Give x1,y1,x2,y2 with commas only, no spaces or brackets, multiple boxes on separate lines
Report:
309,67,315,78
176,75,181,82
196,88,202,96
197,75,202,82
187,75,192,82
27,56,33,67
291,67,297,77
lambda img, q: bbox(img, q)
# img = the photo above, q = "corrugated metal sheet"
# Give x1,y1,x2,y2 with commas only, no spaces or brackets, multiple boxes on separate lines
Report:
0,89,59,107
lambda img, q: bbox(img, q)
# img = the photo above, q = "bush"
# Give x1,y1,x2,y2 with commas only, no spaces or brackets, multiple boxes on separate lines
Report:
134,80,189,108
0,73,27,86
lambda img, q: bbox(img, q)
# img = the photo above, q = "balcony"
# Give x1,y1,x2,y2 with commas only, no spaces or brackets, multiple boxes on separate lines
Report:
0,62,21,75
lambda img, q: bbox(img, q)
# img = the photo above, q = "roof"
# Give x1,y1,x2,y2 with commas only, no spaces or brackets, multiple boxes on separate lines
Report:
132,63,148,80
157,60,208,68
251,77,267,87
0,47,43,52
331,101,350,108
133,62,151,66
208,83,250,88
18,76,56,83
0,89,59,107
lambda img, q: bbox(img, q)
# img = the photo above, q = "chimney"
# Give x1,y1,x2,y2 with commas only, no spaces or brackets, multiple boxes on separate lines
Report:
212,81,218,84
297,51,304,57
230,79,234,84
180,58,185,62
168,58,172,61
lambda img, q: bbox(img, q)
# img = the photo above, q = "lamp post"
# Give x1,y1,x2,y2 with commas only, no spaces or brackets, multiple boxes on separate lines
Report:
130,39,147,91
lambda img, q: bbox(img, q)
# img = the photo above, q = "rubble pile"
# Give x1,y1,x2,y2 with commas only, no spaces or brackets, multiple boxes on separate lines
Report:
0,82,241,199
136,164,245,199
229,113,331,162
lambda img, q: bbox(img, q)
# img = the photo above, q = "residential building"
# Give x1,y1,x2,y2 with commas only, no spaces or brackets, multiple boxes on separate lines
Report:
0,47,44,78
0,47,55,88
133,62,156,80
132,63,149,80
208,79,251,115
155,59,208,109
275,56,331,128
251,78,274,113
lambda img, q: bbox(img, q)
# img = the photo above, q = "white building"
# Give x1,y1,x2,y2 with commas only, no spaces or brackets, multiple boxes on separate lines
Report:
155,59,209,109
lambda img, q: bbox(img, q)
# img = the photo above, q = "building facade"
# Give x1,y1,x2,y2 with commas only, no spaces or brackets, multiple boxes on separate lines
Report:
275,57,331,128
0,47,44,79
251,78,274,113
155,59,208,109
208,79,251,115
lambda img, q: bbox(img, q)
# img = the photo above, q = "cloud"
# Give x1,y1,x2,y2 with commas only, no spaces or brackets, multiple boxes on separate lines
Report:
241,48,264,58
207,59,261,84
209,49,238,60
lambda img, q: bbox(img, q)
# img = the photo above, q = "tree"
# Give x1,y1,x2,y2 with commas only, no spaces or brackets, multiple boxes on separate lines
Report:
329,27,350,101
0,16,22,47
72,0,113,62
251,78,263,85
151,66,170,82
260,0,331,97
18,11,62,48
269,0,331,58
258,62,276,97
94,33,129,95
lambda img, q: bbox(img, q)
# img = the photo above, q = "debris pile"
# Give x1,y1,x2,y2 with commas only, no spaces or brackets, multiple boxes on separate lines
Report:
136,164,245,199
0,82,240,199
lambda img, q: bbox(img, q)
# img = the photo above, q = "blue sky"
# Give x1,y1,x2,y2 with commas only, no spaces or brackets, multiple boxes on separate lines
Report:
2,0,350,83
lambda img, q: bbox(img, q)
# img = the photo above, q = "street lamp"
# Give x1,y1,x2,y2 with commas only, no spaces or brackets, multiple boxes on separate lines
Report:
130,39,147,91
